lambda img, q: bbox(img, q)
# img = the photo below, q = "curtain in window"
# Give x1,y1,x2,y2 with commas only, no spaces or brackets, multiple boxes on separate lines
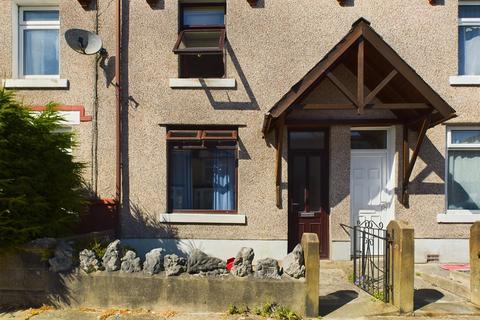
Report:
459,26,480,75
448,150,480,210
212,150,235,210
24,29,59,75
171,150,193,209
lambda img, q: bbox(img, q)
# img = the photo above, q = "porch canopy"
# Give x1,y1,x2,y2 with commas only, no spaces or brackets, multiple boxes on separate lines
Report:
263,18,456,207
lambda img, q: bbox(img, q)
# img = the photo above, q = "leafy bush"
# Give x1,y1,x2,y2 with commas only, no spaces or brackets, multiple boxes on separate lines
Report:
0,88,86,249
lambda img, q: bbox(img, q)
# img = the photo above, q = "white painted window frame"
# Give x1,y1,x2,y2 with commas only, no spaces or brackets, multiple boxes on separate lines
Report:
440,126,480,222
16,6,60,79
451,1,480,85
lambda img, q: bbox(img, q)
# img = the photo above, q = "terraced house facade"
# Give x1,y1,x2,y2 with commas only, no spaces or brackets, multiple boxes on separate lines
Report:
2,0,480,262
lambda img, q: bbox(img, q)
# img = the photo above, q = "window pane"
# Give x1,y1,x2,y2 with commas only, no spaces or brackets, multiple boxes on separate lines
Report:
448,150,480,210
459,26,480,75
169,149,235,211
183,6,224,27
351,130,387,149
459,5,480,19
178,30,223,51
308,155,322,212
23,10,59,22
24,29,59,75
289,132,325,150
180,54,224,78
451,130,480,144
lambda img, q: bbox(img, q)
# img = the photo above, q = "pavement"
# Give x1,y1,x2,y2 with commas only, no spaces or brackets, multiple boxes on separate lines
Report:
1,262,479,320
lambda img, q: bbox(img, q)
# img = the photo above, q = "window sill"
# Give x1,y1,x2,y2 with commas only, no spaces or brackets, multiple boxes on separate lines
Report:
159,213,246,224
3,78,68,89
449,75,480,86
437,212,480,223
169,78,236,89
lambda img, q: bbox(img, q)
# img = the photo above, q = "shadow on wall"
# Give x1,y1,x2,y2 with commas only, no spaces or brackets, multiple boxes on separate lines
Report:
201,42,260,110
404,137,446,196
0,250,81,312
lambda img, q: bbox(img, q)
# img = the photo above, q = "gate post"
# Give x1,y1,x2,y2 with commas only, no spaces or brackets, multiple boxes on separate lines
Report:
387,220,414,313
301,233,320,317
470,221,480,306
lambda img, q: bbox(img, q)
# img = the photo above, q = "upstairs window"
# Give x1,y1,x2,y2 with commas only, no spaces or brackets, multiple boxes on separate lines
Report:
18,7,60,78
459,2,480,75
173,4,226,78
167,129,237,213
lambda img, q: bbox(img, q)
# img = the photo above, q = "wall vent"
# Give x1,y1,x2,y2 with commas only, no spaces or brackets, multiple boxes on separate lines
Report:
426,254,440,263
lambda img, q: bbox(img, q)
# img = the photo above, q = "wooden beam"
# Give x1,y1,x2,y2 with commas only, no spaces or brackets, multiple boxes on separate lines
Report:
303,103,355,110
275,116,285,209
357,38,365,113
269,27,364,118
285,118,404,127
402,125,409,206
363,27,455,119
371,103,430,110
327,72,359,108
402,117,430,206
364,69,398,105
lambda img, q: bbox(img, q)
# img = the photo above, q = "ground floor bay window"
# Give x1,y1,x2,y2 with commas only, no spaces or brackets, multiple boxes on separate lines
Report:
167,129,237,213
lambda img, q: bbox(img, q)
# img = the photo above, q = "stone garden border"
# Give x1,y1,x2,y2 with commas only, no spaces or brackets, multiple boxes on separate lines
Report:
0,234,320,317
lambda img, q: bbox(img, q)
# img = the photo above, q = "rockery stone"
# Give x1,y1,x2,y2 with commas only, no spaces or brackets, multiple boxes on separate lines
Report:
48,241,74,273
121,250,142,273
282,243,305,279
102,239,122,272
231,247,254,277
255,258,281,279
79,249,101,273
164,254,186,276
187,249,226,275
143,248,164,275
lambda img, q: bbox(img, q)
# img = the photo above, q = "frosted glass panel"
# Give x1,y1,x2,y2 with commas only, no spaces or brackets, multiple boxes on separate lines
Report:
24,29,59,75
23,10,59,21
459,26,480,75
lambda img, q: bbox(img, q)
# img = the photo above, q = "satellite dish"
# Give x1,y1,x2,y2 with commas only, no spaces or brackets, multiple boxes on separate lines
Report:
65,29,103,55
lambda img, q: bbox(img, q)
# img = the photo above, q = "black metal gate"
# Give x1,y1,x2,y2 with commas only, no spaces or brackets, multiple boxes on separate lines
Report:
341,220,392,302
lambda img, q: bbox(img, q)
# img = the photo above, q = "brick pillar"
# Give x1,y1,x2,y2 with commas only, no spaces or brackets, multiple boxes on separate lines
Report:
387,220,414,313
470,222,480,306
301,233,320,317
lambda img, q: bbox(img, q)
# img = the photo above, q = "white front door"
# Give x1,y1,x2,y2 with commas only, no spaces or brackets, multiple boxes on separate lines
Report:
350,128,395,229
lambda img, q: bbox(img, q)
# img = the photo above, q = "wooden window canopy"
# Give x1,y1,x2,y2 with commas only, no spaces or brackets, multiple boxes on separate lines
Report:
77,0,94,9
173,29,225,55
167,129,237,141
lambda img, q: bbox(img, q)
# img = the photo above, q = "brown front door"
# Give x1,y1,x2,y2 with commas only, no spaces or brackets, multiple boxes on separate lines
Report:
288,130,329,259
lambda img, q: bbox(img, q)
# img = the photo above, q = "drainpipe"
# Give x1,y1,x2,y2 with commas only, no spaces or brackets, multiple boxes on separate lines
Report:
115,0,122,235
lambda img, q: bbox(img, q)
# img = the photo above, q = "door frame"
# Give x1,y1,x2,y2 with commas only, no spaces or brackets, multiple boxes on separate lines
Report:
349,126,396,227
287,128,330,258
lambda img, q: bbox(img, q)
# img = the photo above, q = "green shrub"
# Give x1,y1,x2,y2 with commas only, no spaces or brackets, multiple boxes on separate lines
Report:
0,88,86,249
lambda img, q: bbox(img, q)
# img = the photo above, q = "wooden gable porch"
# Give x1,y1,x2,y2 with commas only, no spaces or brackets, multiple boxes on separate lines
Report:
263,18,457,208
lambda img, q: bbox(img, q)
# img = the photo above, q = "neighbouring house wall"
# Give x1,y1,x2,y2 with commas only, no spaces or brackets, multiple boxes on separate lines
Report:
0,0,478,256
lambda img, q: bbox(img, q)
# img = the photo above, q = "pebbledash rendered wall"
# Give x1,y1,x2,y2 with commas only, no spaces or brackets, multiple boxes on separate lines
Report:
0,0,478,262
